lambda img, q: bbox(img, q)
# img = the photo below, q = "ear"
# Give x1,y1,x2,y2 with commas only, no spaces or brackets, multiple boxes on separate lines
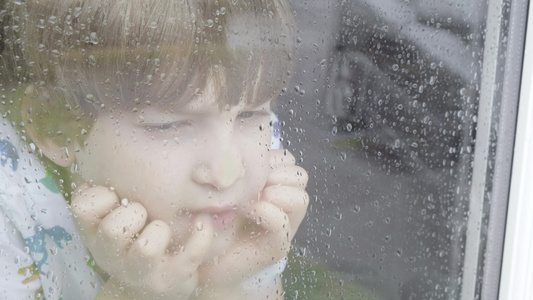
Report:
21,85,77,168
32,137,76,168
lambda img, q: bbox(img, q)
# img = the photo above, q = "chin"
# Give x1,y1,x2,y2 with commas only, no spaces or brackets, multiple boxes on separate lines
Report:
205,217,243,260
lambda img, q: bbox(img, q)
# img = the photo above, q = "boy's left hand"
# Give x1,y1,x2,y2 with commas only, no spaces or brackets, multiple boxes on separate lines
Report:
263,149,309,240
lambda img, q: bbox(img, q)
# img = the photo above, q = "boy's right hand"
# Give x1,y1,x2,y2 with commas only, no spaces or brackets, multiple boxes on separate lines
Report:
71,184,214,300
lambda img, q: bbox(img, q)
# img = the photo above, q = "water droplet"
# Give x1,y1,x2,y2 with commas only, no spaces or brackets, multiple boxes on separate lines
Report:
89,32,99,45
28,143,36,153
146,74,153,85
48,16,57,24
339,152,347,161
196,222,204,231
345,123,353,132
392,64,399,71
61,147,69,158
36,19,45,29
206,19,214,27
149,21,157,29
121,198,129,206
74,7,82,18
86,55,96,66
137,237,148,247
326,228,332,236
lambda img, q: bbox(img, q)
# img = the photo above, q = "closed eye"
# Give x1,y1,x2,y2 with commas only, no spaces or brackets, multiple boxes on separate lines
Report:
237,110,270,120
143,120,193,133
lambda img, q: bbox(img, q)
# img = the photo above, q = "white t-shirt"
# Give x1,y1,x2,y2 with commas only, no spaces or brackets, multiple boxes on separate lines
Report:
0,120,103,299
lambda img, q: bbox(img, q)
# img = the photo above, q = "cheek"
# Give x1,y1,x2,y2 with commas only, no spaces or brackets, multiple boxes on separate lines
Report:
242,131,272,187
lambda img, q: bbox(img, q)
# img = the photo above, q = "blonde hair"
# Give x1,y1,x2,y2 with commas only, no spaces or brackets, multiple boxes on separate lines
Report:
1,0,295,140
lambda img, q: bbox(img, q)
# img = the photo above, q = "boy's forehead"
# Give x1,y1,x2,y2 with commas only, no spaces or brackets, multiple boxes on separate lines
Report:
182,91,221,113
153,77,270,114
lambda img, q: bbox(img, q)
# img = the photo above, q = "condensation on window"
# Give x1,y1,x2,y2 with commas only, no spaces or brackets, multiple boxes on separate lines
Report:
279,0,518,299
0,0,523,299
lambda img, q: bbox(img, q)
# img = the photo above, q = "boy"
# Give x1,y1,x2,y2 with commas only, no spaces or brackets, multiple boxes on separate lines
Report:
1,0,308,299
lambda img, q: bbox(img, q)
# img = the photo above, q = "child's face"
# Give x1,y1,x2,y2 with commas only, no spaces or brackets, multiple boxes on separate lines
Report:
74,82,273,257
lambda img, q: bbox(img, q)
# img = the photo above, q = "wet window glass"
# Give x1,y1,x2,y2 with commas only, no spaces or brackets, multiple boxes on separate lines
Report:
280,0,526,299
0,0,528,299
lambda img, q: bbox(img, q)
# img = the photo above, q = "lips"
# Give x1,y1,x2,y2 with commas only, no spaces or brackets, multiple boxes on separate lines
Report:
210,210,237,229
196,207,238,229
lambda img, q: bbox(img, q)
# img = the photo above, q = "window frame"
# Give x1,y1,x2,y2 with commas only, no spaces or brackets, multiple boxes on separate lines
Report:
499,1,533,299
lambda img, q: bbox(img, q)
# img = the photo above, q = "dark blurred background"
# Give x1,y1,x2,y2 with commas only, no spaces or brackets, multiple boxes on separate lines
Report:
278,1,488,299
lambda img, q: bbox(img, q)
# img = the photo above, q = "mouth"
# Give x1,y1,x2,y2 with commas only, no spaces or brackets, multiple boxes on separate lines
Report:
196,206,238,229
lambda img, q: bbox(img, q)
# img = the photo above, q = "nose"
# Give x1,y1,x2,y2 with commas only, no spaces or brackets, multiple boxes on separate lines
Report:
192,129,244,190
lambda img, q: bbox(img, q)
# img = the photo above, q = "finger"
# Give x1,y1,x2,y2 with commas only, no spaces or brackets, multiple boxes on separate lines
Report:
99,202,148,251
262,185,309,240
144,216,212,296
71,185,120,244
171,214,214,269
269,149,296,166
207,202,290,281
128,220,172,259
261,185,309,214
266,165,309,188
71,185,120,224
246,201,289,237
